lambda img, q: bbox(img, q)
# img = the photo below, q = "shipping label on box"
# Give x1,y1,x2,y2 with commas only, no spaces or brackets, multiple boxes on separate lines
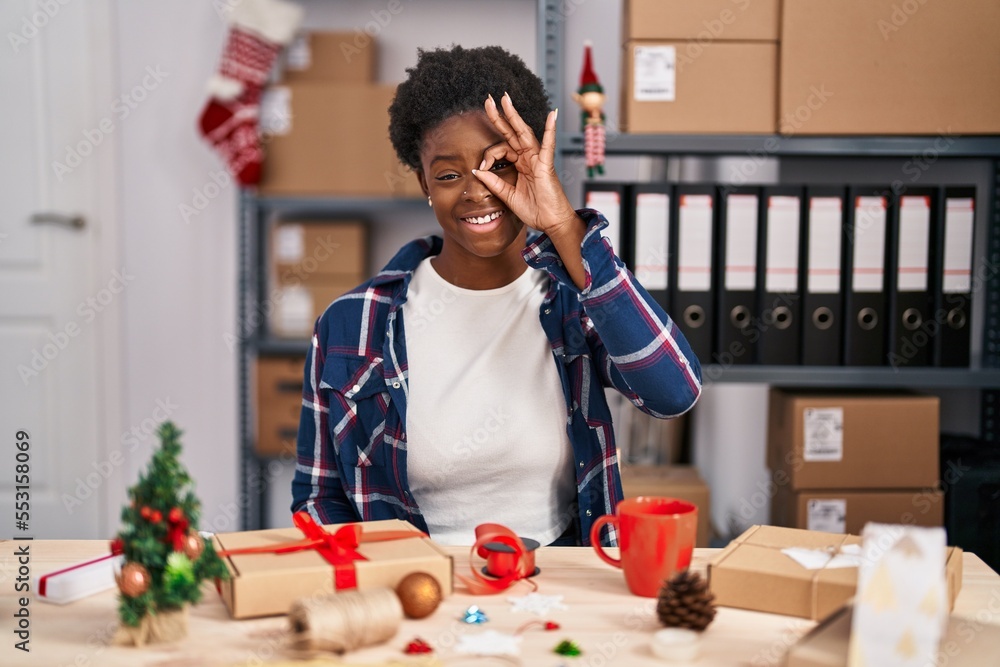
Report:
214,517,453,619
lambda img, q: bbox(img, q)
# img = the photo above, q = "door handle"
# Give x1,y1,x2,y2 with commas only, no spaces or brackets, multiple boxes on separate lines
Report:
31,212,85,229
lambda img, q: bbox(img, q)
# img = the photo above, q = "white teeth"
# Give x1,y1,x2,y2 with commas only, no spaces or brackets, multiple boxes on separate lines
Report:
464,211,502,225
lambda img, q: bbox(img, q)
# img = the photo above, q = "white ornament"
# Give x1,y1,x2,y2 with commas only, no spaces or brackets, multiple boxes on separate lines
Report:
507,592,568,616
455,630,523,657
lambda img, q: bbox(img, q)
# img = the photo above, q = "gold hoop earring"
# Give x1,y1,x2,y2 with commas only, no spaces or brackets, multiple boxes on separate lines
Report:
427,197,432,207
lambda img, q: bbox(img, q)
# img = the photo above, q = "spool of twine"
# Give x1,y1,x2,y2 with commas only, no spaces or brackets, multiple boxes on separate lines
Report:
287,588,403,655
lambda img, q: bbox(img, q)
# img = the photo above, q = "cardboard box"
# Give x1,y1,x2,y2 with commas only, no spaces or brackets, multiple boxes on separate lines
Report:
785,605,1000,667
270,276,362,339
255,355,305,457
283,31,376,84
767,389,940,491
271,220,368,280
780,0,1000,134
620,465,712,547
708,525,962,620
623,0,779,41
621,41,777,134
214,519,453,619
771,488,945,535
260,82,424,197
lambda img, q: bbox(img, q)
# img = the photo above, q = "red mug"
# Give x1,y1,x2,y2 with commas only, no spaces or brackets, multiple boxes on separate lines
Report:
590,496,698,597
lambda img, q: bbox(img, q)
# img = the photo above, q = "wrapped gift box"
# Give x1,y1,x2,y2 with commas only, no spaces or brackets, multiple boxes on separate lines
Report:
213,517,453,619
708,525,962,620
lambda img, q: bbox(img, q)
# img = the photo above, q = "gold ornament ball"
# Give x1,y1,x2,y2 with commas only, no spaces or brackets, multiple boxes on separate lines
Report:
117,562,151,598
395,572,442,619
182,532,205,561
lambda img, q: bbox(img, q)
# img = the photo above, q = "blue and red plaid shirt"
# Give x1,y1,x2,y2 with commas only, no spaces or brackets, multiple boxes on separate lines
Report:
291,209,702,546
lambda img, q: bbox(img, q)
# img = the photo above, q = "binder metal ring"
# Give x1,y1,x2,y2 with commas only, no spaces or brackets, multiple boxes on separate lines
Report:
772,306,792,330
902,308,923,331
730,305,751,329
683,305,706,329
947,308,967,330
812,307,834,331
857,307,878,331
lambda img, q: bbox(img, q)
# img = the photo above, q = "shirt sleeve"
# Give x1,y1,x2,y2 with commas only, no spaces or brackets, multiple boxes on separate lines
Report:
290,316,362,524
523,208,702,418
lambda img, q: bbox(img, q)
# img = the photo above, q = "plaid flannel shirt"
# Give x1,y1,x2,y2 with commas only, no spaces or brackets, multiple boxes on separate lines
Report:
291,209,702,546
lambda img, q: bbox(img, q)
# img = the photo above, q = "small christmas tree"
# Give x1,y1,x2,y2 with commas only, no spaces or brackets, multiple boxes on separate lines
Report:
112,422,228,646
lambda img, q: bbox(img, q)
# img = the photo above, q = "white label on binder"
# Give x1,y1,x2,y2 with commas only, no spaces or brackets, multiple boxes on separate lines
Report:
634,193,670,290
286,33,312,70
633,45,676,102
803,407,843,462
897,196,931,292
807,499,847,534
275,224,305,262
274,284,314,338
808,197,842,294
852,196,886,292
724,194,758,291
585,190,621,251
678,195,713,292
259,86,292,136
767,196,801,293
943,198,975,293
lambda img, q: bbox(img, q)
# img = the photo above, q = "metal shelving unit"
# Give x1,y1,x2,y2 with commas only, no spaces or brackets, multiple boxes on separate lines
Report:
236,1,1000,530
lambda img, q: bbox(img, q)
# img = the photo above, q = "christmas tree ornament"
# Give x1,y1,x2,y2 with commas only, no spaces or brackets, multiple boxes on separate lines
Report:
181,532,205,561
572,41,606,178
287,588,403,655
169,507,183,523
403,637,433,654
117,562,151,598
197,0,303,185
395,571,442,619
462,605,489,624
110,537,124,555
656,570,717,631
553,639,583,657
111,422,229,647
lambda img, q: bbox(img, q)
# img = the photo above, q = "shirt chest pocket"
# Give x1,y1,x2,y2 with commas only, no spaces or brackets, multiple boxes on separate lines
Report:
320,354,391,467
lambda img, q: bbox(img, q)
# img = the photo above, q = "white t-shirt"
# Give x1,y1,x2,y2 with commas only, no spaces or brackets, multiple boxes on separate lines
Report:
401,257,577,546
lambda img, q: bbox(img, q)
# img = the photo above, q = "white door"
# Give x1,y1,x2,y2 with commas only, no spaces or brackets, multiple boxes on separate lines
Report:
0,0,120,538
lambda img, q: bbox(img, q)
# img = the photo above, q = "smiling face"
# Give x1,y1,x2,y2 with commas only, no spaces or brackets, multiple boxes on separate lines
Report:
417,111,526,282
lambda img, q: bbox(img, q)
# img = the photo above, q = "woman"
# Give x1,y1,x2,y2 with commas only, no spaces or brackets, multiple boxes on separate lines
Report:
291,45,701,547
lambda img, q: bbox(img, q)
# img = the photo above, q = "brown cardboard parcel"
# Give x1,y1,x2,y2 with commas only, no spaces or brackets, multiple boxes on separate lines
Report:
623,0,779,41
260,82,423,198
785,604,1000,667
255,355,305,457
771,488,945,535
707,525,962,620
270,275,363,339
271,220,368,279
282,31,376,84
622,41,776,134
767,389,939,491
779,0,1000,135
214,519,453,619
620,465,711,547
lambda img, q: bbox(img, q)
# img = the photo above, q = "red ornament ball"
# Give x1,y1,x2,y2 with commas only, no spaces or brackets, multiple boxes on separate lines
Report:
117,562,151,597
150,510,162,523
168,507,183,523
139,506,151,519
109,537,124,555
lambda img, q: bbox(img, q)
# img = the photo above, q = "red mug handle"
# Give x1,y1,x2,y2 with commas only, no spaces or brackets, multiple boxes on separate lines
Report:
590,514,621,568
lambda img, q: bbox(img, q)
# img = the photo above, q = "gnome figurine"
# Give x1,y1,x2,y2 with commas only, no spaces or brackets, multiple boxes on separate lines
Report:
572,41,606,178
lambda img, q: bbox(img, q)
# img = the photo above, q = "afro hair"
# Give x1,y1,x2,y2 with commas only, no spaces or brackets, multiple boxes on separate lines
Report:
388,45,551,170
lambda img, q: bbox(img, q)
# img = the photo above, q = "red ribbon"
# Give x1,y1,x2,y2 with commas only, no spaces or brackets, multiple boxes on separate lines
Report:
217,512,424,591
166,514,190,552
457,523,537,595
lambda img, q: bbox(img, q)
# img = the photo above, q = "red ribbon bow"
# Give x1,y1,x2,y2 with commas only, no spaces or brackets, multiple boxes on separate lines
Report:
217,511,424,591
166,512,190,553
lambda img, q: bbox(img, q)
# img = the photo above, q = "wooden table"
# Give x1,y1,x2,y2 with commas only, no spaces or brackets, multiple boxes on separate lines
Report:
2,541,999,666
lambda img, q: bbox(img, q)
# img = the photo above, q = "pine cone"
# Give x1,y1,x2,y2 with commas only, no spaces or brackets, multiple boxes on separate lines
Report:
656,570,716,631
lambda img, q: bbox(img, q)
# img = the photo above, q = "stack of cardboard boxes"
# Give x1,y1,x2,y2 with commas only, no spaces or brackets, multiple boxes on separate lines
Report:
259,31,422,196
620,0,1000,135
255,355,306,457
767,389,944,535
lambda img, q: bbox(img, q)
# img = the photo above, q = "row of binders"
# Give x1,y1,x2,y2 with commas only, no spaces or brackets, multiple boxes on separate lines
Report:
584,183,977,367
